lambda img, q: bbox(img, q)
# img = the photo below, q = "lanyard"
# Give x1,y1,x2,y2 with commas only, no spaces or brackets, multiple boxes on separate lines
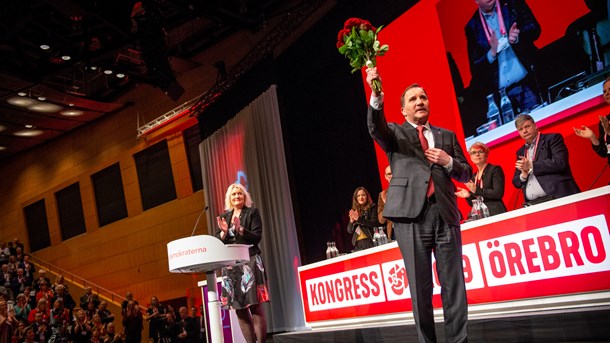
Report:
527,132,541,161
475,163,488,189
479,0,506,43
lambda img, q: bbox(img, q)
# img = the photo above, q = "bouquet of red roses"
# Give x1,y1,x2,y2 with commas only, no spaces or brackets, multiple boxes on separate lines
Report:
337,18,388,94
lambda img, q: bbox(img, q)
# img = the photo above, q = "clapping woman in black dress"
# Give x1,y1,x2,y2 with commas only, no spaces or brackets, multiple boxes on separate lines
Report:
215,183,270,343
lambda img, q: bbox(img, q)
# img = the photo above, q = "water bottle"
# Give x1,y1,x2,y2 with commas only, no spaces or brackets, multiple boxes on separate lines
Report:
331,242,338,257
378,227,388,245
499,88,515,124
470,199,482,221
372,228,378,246
486,93,501,129
325,242,332,259
478,196,491,218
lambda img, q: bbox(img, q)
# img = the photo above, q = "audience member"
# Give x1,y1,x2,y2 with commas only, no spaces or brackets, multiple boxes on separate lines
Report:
456,141,507,216
19,255,35,279
366,66,471,342
13,293,31,323
158,312,180,342
27,298,50,324
35,281,54,304
30,310,50,342
466,0,542,117
71,309,93,343
377,165,394,240
574,77,610,166
11,268,31,299
80,286,101,310
512,114,580,206
11,320,27,343
177,306,198,342
0,242,9,264
121,291,138,316
51,284,75,319
0,299,18,342
103,322,125,343
190,305,204,342
33,269,51,292
1,264,12,299
122,300,143,343
98,301,115,324
215,183,270,343
346,186,380,251
145,295,166,343
51,274,69,294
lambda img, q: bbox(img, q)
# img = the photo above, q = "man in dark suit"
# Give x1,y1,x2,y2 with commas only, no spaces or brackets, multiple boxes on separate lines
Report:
513,114,580,206
465,0,541,117
366,67,472,343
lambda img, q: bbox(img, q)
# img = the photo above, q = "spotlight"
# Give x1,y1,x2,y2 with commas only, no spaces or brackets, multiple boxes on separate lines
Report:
116,73,125,78
17,92,26,96
61,55,71,61
40,44,51,50
104,69,113,75
38,96,46,101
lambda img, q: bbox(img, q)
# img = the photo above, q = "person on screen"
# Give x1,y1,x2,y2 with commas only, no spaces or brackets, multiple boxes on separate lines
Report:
512,114,580,206
346,186,379,251
377,166,394,241
573,77,610,165
465,0,542,116
366,67,472,343
215,183,269,343
456,141,507,216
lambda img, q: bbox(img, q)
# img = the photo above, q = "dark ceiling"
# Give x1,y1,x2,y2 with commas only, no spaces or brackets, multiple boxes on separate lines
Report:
0,0,302,161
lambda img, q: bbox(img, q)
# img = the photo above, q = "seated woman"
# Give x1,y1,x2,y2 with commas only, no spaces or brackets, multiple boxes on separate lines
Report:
456,142,507,216
347,186,380,251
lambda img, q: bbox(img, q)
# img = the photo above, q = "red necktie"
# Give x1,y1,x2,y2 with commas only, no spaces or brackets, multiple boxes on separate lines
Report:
416,125,435,197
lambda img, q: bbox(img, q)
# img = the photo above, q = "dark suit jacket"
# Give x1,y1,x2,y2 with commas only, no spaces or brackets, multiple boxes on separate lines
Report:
215,206,262,256
465,0,540,92
512,133,580,199
592,114,610,165
368,106,472,227
465,163,507,216
346,203,380,246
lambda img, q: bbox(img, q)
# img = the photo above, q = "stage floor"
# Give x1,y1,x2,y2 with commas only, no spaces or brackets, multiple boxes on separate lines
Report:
271,306,610,343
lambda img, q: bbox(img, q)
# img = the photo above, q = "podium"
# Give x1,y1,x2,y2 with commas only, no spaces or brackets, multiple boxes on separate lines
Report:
168,235,250,343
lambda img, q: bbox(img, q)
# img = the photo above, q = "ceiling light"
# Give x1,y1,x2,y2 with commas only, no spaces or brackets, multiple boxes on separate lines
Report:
61,55,71,61
25,124,35,129
68,103,75,107
104,69,113,75
60,109,84,116
40,44,50,50
28,102,62,113
90,66,98,70
38,96,46,101
7,96,36,107
116,73,125,78
14,130,43,137
18,92,27,96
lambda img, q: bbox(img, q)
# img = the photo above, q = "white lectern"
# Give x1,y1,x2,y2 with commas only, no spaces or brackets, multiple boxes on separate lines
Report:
167,235,250,343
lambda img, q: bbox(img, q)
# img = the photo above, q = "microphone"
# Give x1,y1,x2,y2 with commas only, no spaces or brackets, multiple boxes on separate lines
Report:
587,163,609,190
190,206,209,236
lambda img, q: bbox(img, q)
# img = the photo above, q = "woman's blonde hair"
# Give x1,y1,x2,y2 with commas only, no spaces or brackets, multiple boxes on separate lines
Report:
224,183,253,211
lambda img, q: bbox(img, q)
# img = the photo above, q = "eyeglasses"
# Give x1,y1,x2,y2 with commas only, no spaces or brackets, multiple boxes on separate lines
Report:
469,150,486,155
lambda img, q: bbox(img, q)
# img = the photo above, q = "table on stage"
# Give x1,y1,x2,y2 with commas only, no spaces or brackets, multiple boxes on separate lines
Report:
298,186,610,329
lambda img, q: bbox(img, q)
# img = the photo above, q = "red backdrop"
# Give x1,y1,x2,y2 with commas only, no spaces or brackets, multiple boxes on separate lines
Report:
363,0,610,218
